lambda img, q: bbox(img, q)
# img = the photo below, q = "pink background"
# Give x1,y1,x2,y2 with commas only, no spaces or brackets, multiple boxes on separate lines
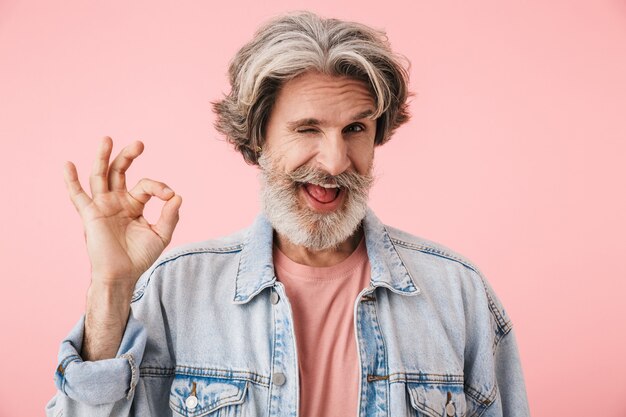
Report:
1,1,625,416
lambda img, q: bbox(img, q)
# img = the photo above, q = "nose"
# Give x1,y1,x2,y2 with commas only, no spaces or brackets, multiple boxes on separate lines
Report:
317,131,350,176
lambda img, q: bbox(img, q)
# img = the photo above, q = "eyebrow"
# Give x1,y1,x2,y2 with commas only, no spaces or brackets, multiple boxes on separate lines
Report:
286,109,375,130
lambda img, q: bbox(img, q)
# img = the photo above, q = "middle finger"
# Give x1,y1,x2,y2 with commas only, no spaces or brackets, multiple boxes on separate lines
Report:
108,141,145,191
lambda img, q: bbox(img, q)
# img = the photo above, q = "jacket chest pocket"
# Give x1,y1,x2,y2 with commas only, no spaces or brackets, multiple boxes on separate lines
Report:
169,375,248,417
407,384,467,417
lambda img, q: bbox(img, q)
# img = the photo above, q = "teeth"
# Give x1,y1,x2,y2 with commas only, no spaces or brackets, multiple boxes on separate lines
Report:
309,182,340,189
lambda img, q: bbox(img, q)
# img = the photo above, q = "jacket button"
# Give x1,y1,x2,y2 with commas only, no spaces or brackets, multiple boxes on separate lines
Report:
446,402,456,416
273,372,286,386
185,395,198,409
270,291,280,305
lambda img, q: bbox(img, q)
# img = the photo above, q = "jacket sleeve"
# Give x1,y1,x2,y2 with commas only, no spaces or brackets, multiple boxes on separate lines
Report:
46,252,178,417
463,270,531,417
489,329,531,417
45,312,147,417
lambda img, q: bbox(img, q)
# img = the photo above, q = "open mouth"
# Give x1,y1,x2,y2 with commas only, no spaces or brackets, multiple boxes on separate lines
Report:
302,182,342,205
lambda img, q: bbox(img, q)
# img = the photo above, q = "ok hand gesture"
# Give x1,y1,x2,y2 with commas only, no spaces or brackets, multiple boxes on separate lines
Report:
64,137,182,293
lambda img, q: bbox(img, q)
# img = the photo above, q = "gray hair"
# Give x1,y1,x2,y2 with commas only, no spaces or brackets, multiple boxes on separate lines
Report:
212,11,411,165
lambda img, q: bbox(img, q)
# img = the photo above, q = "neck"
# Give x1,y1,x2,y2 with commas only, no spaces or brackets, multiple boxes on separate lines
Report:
274,226,363,267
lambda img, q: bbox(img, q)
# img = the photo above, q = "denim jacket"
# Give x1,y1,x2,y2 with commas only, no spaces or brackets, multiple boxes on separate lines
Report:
47,209,530,417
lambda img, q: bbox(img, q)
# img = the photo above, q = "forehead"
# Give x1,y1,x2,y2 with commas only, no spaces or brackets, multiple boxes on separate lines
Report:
272,72,376,121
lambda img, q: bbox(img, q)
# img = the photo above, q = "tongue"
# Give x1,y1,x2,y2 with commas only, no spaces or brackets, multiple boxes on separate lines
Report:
304,183,337,203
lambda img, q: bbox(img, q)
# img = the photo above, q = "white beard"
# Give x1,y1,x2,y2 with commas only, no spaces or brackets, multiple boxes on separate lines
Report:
258,155,373,251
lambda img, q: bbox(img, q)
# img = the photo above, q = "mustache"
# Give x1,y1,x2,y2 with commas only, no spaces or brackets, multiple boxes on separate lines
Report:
287,164,373,191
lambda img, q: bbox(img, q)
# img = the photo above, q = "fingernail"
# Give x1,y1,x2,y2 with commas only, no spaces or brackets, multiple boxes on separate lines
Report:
163,187,173,194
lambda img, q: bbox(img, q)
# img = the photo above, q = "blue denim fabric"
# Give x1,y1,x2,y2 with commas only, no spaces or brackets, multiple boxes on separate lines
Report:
47,209,530,417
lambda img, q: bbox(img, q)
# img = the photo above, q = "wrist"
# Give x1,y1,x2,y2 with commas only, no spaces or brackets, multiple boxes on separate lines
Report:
86,280,134,316
89,275,136,297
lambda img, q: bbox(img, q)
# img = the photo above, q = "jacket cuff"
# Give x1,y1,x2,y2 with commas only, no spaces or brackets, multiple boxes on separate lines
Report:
53,312,147,406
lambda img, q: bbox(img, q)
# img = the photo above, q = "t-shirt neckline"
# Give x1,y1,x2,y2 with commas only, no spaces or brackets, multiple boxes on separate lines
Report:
273,237,367,281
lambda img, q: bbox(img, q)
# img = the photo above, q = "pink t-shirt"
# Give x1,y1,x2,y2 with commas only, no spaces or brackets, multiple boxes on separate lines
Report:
273,239,371,417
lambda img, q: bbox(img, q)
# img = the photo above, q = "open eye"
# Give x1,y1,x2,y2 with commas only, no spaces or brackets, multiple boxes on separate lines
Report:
344,123,365,134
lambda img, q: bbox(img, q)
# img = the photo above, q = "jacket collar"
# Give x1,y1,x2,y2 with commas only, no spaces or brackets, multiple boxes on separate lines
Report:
233,208,419,304
362,208,419,296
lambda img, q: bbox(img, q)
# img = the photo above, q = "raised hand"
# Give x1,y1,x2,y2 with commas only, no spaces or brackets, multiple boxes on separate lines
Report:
64,137,182,288
64,136,182,360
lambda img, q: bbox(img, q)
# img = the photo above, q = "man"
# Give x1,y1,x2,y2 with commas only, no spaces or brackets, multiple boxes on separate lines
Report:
47,11,530,417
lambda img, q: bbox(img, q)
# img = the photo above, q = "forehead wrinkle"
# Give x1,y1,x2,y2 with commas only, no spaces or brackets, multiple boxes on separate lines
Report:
294,76,369,92
298,85,374,104
291,77,374,102
275,73,377,131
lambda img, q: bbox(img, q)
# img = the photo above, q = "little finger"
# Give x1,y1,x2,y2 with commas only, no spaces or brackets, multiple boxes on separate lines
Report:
63,161,92,213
